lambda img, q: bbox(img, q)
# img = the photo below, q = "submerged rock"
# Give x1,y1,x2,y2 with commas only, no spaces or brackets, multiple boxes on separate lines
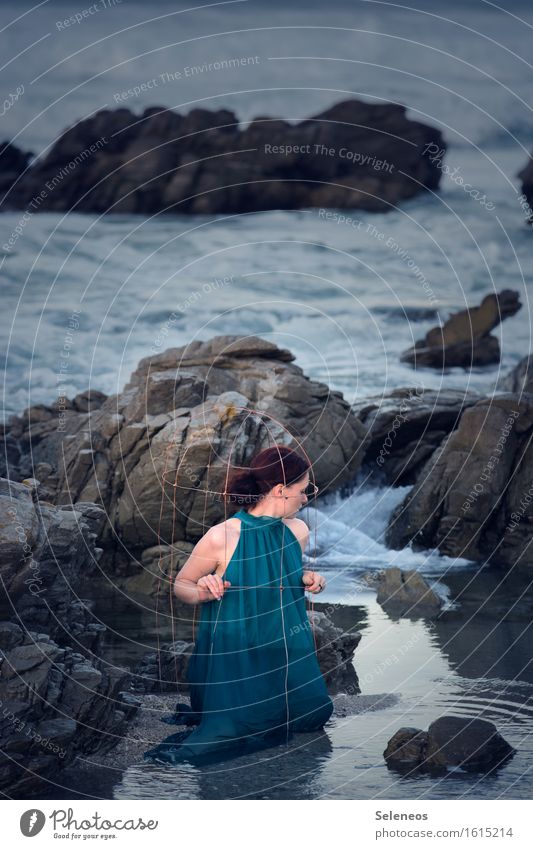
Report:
0,100,445,215
400,290,521,368
384,715,516,773
375,567,442,618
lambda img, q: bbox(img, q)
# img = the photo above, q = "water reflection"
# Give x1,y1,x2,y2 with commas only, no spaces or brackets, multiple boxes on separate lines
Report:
115,729,333,800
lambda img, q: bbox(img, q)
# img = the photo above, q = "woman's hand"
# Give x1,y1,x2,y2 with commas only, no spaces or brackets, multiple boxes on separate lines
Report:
302,570,326,594
197,574,231,602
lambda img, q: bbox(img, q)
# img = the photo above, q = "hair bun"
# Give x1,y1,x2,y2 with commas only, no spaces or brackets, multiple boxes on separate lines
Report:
225,444,310,511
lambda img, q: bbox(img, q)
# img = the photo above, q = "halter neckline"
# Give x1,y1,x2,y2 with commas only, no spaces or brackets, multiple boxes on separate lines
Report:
234,509,283,526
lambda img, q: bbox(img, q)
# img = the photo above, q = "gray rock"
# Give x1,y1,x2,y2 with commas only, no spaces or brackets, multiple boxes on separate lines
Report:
0,479,107,645
307,610,361,694
0,480,138,795
375,567,442,618
0,622,24,650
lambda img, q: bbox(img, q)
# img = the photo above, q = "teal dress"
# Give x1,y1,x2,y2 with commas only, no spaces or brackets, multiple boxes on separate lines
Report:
143,509,333,766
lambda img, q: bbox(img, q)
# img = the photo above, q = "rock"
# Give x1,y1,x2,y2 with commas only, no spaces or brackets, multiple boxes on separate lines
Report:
400,290,522,368
498,354,533,394
1,642,59,679
517,153,533,224
0,622,24,650
0,629,139,794
0,478,138,795
383,727,428,770
352,386,481,484
375,567,442,618
3,335,368,563
0,478,107,645
425,716,516,771
115,543,195,626
130,640,195,694
307,610,361,694
384,716,516,773
0,100,445,215
385,394,533,570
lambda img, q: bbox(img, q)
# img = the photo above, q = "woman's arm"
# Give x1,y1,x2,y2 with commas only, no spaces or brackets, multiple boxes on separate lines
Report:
173,526,231,605
287,518,327,594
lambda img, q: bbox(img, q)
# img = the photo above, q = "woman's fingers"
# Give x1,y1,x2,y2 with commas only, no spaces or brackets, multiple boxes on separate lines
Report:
209,575,223,599
200,574,231,600
303,572,325,593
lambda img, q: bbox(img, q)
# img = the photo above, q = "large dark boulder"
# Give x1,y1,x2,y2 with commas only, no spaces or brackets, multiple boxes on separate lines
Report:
0,100,445,215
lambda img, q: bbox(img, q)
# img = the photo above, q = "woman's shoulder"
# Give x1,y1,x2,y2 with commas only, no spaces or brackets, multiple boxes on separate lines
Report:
283,515,308,530
282,516,309,545
204,516,241,544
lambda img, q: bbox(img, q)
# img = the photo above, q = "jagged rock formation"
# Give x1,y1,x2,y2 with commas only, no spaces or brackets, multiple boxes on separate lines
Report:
0,478,139,795
0,100,445,215
385,394,533,570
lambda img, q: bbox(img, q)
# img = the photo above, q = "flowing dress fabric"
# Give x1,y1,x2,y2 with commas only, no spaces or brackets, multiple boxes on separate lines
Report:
143,510,333,766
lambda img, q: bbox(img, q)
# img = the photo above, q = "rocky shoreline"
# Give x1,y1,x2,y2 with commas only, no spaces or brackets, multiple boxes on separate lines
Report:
1,313,530,794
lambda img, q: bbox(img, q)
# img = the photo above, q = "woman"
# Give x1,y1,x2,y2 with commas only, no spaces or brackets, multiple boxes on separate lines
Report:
143,444,333,766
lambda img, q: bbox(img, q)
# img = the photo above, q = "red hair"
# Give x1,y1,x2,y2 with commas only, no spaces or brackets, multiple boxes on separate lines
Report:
225,445,310,509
